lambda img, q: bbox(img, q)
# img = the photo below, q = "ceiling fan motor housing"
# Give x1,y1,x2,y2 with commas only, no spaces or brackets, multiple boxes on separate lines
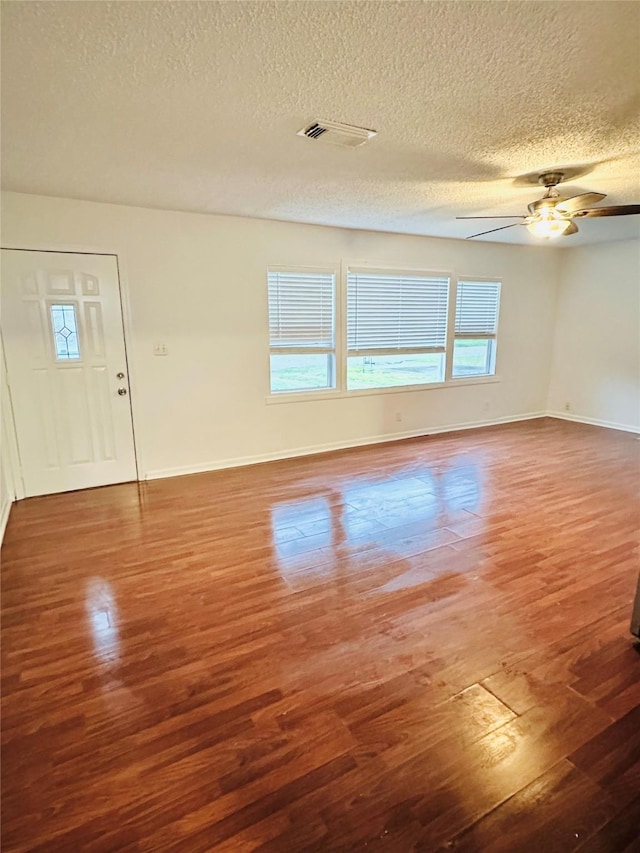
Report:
539,171,565,188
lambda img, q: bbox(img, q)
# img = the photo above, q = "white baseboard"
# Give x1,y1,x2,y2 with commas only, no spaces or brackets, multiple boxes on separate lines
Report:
0,493,13,546
144,411,547,481
547,411,640,435
4,410,633,495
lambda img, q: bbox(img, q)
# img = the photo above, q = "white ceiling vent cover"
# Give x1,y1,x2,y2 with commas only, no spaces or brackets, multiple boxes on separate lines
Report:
297,119,377,148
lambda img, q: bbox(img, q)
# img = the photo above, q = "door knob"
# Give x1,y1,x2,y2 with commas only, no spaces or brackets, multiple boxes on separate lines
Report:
117,387,127,396
116,372,125,379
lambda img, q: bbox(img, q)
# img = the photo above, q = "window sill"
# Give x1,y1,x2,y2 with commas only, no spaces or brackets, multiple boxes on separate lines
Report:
265,375,501,404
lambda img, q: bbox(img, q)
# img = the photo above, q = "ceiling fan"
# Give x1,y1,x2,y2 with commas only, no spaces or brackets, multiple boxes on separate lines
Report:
457,171,640,240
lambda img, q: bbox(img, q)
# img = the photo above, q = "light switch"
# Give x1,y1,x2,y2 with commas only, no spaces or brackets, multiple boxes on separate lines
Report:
153,343,168,356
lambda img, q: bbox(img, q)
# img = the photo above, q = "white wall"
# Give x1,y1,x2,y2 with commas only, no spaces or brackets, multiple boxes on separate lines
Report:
547,239,640,432
1,191,559,479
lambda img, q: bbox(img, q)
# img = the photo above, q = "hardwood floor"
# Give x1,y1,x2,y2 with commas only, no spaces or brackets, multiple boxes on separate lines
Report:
2,417,639,852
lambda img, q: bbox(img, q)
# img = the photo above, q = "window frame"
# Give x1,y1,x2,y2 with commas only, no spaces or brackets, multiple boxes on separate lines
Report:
267,265,339,395
49,301,82,361
450,278,501,381
266,263,502,402
344,265,450,391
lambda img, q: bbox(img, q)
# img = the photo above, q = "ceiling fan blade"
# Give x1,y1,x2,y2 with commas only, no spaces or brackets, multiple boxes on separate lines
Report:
555,192,606,214
456,215,526,220
465,223,521,239
573,204,640,217
564,221,579,235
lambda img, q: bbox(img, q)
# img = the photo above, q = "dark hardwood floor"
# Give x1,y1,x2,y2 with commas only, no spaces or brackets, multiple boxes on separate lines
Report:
2,417,639,852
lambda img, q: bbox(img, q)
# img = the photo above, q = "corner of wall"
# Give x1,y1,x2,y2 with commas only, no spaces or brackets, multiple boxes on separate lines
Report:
545,238,640,432
544,247,566,413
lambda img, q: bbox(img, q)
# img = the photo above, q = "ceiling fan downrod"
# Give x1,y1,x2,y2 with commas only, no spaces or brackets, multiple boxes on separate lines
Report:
538,171,564,199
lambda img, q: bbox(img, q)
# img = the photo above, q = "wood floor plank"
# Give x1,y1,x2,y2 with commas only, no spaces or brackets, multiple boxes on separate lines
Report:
434,760,616,853
1,418,639,851
574,794,640,852
568,705,640,806
292,684,613,850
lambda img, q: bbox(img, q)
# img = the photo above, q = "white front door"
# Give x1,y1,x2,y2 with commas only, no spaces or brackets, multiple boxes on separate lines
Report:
1,250,137,497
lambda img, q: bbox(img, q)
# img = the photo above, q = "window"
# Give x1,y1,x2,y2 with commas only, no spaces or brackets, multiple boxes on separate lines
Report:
268,269,335,393
452,280,500,378
266,266,501,397
50,304,81,360
347,269,449,389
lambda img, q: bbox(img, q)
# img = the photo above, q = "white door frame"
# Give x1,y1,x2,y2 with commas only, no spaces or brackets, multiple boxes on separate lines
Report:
1,342,23,500
0,242,143,498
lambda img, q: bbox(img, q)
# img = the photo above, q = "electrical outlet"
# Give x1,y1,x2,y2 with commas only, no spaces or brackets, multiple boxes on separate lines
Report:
395,412,402,423
153,343,168,356
564,401,571,412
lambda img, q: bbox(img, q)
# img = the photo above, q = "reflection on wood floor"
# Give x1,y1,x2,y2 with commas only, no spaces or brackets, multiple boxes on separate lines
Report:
2,417,639,851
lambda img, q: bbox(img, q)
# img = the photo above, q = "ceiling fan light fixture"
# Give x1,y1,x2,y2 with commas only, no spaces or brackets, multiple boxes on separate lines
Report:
526,217,571,239
460,171,638,241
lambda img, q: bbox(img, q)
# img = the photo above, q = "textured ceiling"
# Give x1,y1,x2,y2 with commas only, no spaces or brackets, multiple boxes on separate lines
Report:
2,1,639,246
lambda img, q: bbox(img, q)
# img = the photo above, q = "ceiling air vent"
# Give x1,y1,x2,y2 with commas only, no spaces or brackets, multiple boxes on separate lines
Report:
297,119,377,148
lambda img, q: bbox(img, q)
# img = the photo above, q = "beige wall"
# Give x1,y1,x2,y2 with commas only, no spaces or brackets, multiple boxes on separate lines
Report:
2,191,560,480
548,239,640,432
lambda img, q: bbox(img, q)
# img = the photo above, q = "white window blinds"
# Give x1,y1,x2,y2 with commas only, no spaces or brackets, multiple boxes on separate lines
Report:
347,270,449,353
455,281,501,338
268,270,335,349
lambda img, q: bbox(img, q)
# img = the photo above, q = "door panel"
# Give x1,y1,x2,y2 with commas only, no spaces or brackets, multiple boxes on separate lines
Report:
1,250,137,496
